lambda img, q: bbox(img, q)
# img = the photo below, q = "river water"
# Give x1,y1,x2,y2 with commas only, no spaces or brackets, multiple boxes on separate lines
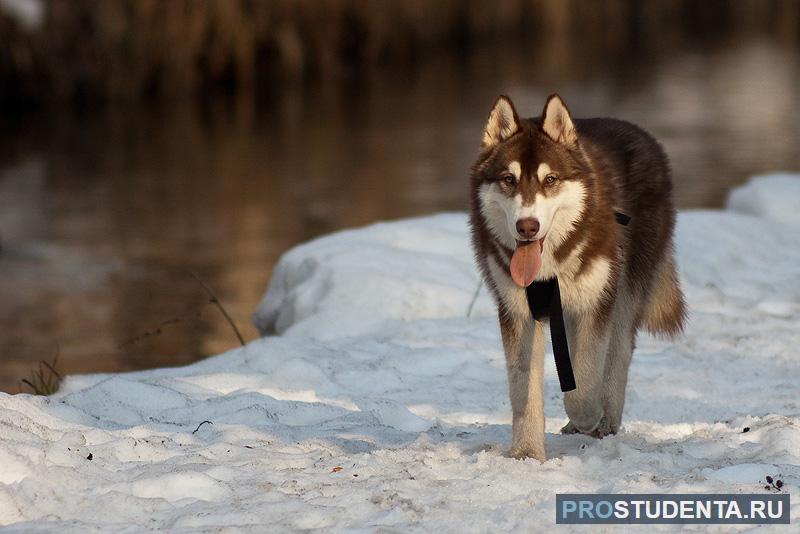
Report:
1,36,799,391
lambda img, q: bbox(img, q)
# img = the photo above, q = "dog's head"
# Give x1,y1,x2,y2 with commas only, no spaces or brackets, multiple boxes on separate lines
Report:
473,95,589,251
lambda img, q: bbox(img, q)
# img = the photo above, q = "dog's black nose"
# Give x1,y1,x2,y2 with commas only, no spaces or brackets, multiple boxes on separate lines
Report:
516,218,540,239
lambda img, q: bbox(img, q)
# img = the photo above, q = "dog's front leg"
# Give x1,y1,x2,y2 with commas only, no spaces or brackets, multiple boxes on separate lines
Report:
500,311,546,461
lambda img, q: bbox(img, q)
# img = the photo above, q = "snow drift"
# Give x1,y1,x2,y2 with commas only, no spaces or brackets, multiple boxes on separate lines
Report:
1,174,798,531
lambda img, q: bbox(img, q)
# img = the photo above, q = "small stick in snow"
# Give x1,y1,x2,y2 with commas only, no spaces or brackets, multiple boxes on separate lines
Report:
466,280,482,318
189,271,246,346
192,420,214,434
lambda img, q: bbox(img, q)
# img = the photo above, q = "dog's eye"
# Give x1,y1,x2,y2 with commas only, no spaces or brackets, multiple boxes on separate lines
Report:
501,174,516,185
544,173,558,185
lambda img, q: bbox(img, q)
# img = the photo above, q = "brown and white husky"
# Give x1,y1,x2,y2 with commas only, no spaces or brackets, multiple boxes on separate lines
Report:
469,94,686,461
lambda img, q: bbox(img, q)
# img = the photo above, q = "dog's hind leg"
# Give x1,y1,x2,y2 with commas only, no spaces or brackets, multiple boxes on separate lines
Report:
561,312,611,435
500,312,546,462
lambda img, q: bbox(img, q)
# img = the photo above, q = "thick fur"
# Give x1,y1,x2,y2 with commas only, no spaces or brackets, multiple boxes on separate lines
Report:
469,95,686,461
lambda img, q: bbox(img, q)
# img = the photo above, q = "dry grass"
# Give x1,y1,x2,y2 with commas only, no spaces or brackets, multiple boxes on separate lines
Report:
1,0,797,106
20,355,62,396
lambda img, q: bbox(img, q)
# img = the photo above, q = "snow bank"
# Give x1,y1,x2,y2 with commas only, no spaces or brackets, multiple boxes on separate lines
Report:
727,173,800,227
2,176,799,531
253,213,490,340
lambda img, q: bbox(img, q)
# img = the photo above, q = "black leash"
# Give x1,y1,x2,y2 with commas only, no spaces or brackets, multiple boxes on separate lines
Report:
525,210,630,393
526,278,575,391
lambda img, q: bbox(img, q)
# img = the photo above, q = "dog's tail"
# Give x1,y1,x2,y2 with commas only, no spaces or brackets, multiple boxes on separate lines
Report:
642,249,686,338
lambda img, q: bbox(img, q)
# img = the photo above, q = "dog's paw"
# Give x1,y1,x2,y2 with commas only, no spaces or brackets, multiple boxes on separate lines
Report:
508,445,546,462
588,417,617,439
561,418,616,439
560,421,580,435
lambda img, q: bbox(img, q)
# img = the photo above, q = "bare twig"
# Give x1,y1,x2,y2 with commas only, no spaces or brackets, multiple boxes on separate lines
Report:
192,420,213,434
119,271,246,351
466,280,482,318
118,311,203,349
189,271,246,346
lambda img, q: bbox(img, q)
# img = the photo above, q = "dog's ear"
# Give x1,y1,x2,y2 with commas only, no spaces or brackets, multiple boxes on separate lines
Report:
482,95,520,149
542,94,577,146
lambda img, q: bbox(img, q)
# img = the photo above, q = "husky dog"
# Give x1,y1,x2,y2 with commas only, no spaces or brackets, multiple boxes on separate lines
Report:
469,94,686,461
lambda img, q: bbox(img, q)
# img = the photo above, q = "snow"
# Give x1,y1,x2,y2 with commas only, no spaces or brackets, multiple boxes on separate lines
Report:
2,176,799,531
727,173,800,227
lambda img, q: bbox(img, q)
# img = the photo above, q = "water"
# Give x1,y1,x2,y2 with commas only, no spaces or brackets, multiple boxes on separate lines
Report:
1,36,799,392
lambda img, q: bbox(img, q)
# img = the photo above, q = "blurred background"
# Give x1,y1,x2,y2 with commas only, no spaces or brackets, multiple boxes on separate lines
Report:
1,0,799,392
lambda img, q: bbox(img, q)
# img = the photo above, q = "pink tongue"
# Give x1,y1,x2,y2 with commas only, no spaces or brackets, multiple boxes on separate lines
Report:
510,240,543,287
